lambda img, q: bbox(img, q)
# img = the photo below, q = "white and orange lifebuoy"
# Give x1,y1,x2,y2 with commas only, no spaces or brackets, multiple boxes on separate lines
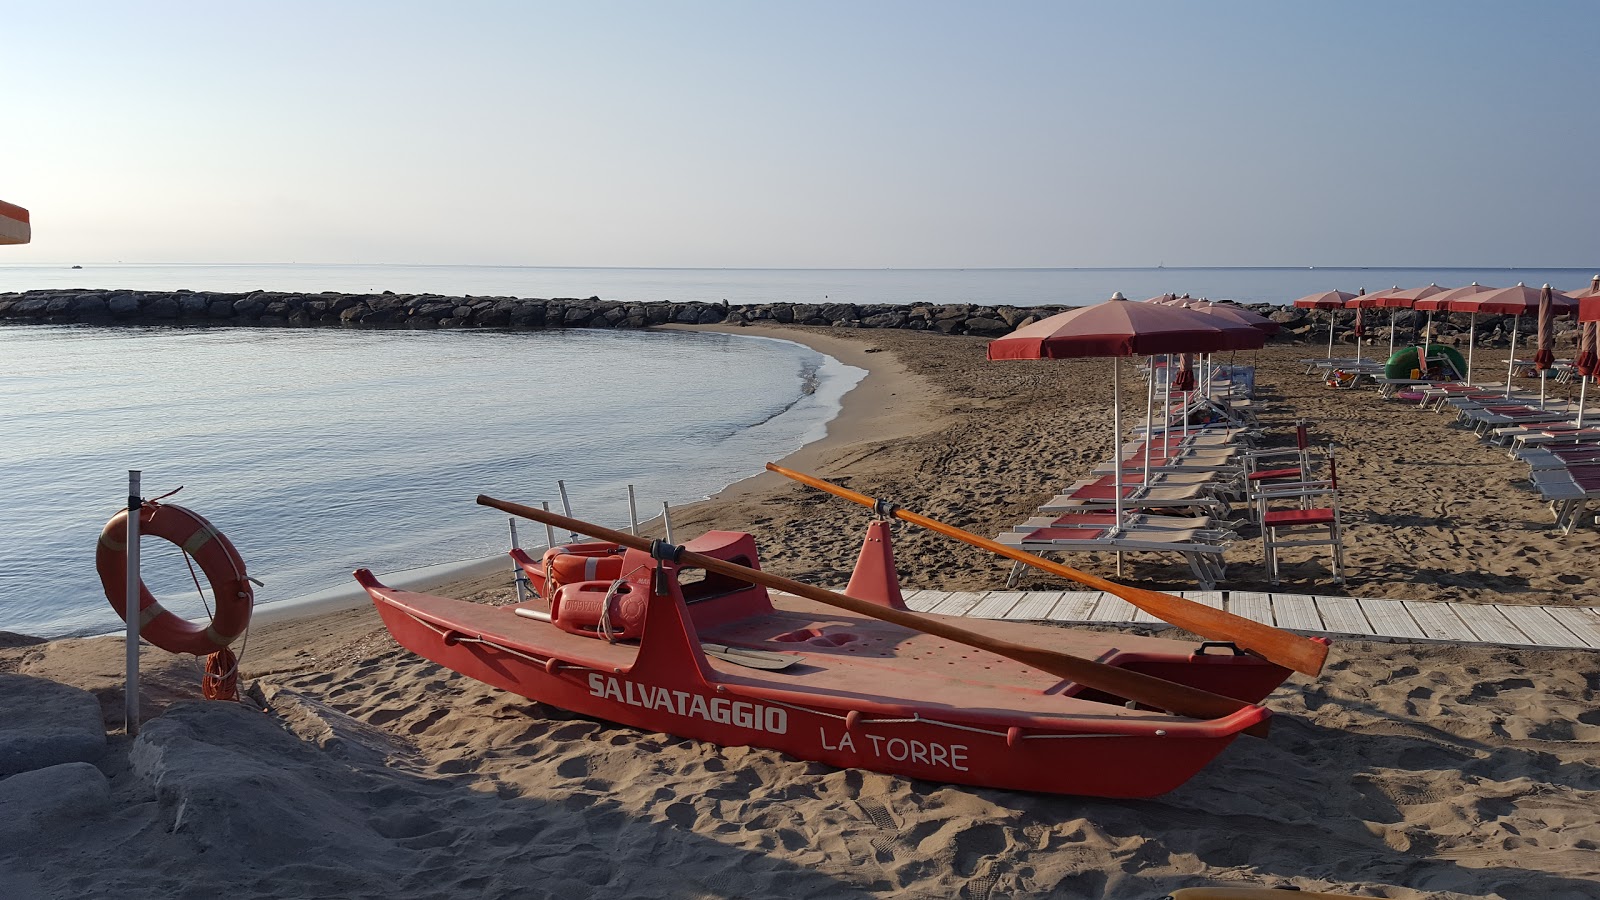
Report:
96,502,254,656
540,542,625,595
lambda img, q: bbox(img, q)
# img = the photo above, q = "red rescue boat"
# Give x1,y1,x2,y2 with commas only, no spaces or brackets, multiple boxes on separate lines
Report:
357,524,1292,798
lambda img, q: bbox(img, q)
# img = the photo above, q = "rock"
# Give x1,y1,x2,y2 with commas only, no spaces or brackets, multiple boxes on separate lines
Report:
0,674,107,776
107,294,142,316
962,316,1011,337
0,762,111,846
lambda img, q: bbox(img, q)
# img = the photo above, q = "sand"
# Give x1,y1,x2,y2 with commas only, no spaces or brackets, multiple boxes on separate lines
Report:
3,328,1598,899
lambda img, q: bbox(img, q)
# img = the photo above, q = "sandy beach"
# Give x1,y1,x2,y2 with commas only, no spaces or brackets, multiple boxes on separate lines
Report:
4,326,1599,899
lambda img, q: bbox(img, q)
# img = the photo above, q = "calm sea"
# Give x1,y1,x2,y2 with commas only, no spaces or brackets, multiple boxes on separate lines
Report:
3,263,1596,307
0,325,861,639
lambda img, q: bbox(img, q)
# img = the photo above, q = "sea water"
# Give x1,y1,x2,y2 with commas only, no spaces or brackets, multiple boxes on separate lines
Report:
0,325,862,639
3,263,1595,307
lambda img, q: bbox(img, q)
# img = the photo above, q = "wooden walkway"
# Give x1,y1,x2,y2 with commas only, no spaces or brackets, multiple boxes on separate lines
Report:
901,589,1600,651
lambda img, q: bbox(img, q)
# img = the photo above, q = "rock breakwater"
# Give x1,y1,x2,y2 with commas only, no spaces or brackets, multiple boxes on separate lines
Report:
0,288,1583,348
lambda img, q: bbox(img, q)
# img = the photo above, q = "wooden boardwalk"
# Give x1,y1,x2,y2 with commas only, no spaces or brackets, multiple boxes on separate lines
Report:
902,589,1600,651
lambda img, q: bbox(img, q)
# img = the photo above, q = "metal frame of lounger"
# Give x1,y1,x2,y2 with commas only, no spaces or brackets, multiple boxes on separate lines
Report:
995,527,1234,590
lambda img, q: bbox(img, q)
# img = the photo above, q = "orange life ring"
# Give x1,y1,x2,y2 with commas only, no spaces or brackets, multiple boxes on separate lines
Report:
540,542,625,595
96,502,254,656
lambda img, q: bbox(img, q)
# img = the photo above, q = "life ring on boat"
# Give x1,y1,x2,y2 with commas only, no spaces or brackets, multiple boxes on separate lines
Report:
1385,345,1467,380
95,502,254,656
541,542,626,594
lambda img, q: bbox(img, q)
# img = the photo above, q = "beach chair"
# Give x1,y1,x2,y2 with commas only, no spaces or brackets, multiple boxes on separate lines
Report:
1517,442,1600,471
995,522,1235,589
1531,462,1600,533
1255,447,1345,585
1040,480,1234,517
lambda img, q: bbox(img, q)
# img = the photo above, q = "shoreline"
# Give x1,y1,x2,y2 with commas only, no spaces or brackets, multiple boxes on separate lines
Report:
238,323,925,630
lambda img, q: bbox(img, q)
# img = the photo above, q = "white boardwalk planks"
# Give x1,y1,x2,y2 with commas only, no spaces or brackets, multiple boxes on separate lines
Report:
1228,591,1274,626
1046,592,1104,624
1450,604,1530,646
1315,595,1377,636
1270,594,1324,632
966,591,1025,619
1495,605,1589,649
928,591,986,617
1086,593,1141,624
1002,591,1064,621
1541,607,1600,649
1403,601,1479,642
903,587,1600,650
1359,598,1427,640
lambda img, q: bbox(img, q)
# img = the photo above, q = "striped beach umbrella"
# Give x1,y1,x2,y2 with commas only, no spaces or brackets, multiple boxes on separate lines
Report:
0,200,28,244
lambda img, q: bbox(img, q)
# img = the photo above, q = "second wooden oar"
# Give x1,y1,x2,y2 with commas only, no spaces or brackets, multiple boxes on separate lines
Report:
477,494,1268,732
764,463,1329,677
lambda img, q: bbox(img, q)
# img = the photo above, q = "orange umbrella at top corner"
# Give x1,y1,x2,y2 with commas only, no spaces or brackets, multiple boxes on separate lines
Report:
0,200,29,245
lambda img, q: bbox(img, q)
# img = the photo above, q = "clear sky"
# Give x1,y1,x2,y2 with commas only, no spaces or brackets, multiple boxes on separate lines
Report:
4,1,1597,268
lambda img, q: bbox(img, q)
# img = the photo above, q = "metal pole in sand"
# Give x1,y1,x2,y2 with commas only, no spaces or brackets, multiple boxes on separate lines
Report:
1142,357,1154,487
662,502,675,544
556,480,579,543
540,502,557,549
508,519,529,603
124,470,141,736
627,485,640,536
1505,316,1520,399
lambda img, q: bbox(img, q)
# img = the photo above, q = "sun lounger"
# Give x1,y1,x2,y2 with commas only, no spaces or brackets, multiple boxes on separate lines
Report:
1518,443,1600,471
995,524,1234,589
1041,480,1233,517
1531,462,1600,533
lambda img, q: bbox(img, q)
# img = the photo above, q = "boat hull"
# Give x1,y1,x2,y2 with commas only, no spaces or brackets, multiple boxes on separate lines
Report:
363,558,1276,798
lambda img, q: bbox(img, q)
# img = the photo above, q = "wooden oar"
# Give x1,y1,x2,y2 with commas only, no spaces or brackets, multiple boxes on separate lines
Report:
478,494,1268,732
764,463,1329,677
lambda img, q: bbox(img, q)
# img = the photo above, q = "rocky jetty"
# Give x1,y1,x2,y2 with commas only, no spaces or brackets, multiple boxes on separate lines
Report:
0,288,1585,347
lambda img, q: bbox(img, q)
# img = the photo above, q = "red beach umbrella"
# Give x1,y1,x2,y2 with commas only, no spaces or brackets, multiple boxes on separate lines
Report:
1291,290,1358,360
1534,285,1559,406
1370,284,1443,359
1450,283,1577,396
1186,300,1281,336
1566,275,1599,302
1415,283,1496,380
990,293,1264,522
0,200,28,245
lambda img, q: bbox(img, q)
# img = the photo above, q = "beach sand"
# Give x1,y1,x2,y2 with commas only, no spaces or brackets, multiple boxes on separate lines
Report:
3,328,1598,898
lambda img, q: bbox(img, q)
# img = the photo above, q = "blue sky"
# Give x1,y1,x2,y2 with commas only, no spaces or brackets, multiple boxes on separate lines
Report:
3,1,1597,267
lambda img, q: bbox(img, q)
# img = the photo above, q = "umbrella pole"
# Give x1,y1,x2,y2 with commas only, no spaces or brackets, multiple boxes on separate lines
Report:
1112,358,1125,576
1506,317,1520,399
1354,315,1362,363
1327,310,1335,359
1466,315,1476,384
1388,309,1396,360
1579,376,1589,429
1143,356,1155,486
1161,355,1172,460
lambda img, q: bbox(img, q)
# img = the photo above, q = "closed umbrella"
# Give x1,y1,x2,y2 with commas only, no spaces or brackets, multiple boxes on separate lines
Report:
1291,290,1357,359
1534,285,1558,407
0,200,28,245
989,293,1264,526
